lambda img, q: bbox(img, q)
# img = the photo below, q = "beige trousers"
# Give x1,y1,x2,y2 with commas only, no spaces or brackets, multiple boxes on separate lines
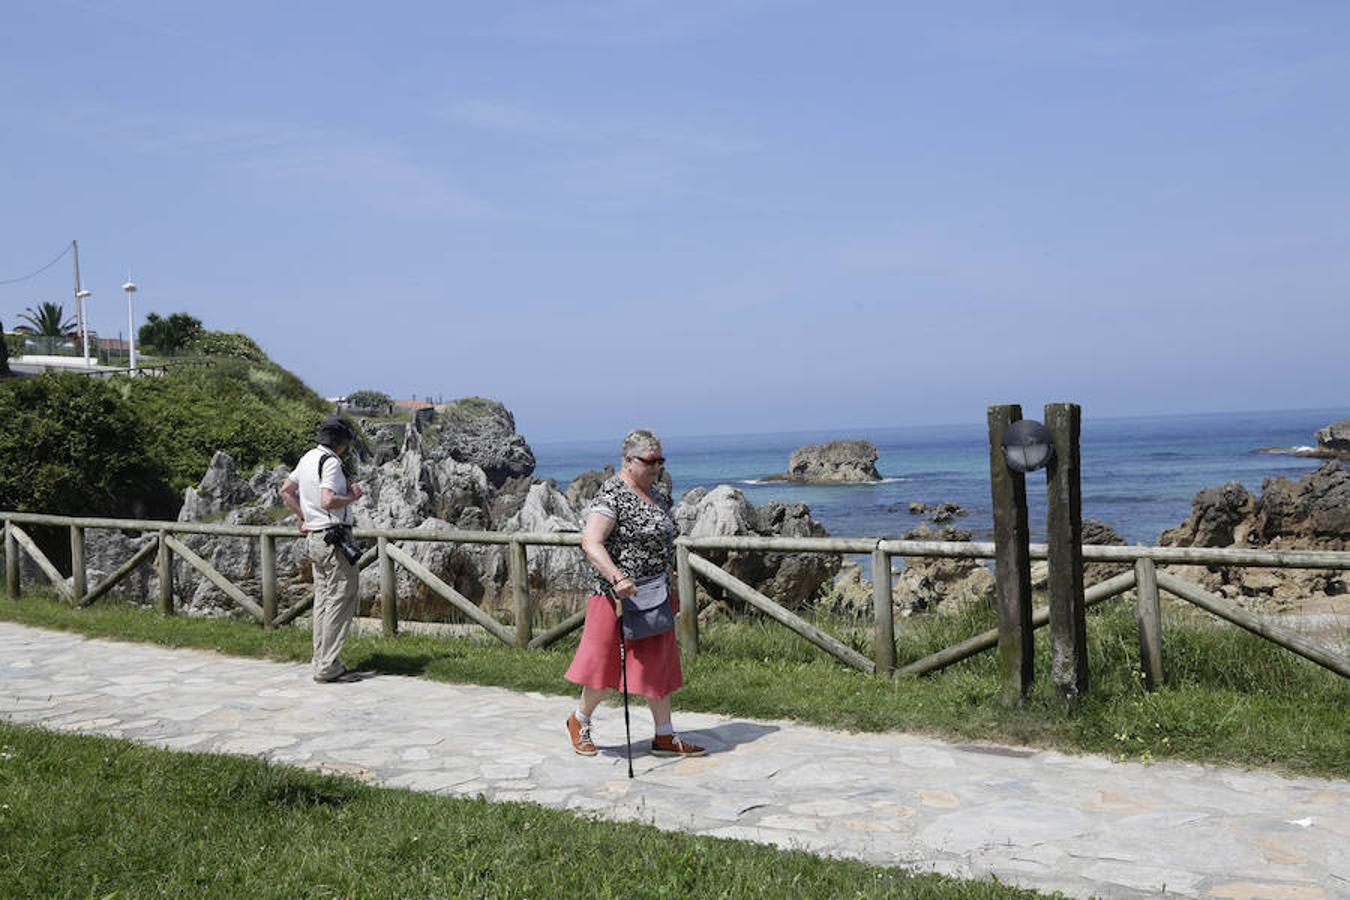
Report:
307,531,359,679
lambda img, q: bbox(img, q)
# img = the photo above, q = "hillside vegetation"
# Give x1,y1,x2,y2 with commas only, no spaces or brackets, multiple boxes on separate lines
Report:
0,331,329,521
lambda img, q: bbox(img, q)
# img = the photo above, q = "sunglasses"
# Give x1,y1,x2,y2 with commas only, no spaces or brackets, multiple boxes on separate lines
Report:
629,455,666,466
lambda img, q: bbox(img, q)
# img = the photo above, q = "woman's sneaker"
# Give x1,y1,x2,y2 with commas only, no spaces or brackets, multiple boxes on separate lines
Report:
567,713,597,756
651,733,706,757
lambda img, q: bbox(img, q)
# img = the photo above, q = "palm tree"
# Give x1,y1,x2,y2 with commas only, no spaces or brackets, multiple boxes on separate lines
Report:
16,302,76,337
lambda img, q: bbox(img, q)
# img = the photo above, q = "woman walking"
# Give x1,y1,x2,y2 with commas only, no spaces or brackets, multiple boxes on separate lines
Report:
564,429,706,758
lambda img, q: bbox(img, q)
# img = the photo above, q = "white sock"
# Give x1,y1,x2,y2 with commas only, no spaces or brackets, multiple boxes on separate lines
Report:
575,710,592,725
654,723,674,737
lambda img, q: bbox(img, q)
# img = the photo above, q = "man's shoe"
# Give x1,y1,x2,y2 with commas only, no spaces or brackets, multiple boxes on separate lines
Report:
567,713,597,756
313,666,360,683
651,733,706,757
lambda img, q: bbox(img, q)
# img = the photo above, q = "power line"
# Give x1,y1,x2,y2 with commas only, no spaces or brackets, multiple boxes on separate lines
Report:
0,242,73,287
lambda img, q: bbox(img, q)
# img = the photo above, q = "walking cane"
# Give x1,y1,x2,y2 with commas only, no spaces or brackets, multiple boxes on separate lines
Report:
609,587,635,779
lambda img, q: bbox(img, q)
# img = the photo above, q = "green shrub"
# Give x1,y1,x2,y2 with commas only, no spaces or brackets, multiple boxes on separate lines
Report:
0,373,174,517
346,389,392,411
186,330,267,362
126,359,328,492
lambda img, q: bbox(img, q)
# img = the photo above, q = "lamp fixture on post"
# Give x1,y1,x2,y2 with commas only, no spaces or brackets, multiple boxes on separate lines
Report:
122,275,138,370
1000,419,1054,473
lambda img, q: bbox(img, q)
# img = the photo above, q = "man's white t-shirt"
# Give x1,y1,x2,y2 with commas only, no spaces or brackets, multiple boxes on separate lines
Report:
287,445,352,531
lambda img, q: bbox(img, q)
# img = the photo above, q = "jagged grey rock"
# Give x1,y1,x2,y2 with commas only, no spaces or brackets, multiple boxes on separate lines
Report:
673,486,838,610
431,397,536,487
1314,419,1350,457
565,465,615,513
894,525,994,615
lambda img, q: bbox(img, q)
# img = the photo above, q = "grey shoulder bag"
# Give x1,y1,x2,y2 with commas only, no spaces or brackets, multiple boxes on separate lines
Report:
617,573,674,641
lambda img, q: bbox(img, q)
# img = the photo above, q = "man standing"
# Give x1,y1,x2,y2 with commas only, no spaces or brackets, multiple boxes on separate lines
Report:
280,416,364,683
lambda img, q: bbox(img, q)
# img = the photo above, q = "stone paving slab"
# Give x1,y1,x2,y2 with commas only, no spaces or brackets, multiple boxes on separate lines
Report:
2,622,1347,899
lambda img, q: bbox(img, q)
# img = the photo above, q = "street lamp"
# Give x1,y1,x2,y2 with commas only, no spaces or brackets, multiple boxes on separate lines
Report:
122,276,138,370
75,288,92,365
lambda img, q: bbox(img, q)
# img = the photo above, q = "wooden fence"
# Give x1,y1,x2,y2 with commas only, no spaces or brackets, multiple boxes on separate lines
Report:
3,510,1348,688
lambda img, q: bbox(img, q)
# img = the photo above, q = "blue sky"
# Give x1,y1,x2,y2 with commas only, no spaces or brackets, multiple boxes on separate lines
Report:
2,2,1347,441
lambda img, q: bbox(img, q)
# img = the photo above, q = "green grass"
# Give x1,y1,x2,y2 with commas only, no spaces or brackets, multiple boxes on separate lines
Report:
2,592,1347,779
0,721,1043,899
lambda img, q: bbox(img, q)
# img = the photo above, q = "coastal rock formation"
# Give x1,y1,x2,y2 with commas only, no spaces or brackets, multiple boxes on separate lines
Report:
770,440,882,484
927,502,968,524
1159,482,1256,548
1157,461,1349,610
79,401,844,622
565,465,615,513
893,525,994,615
429,397,536,487
673,486,839,610
1314,420,1350,459
178,451,289,523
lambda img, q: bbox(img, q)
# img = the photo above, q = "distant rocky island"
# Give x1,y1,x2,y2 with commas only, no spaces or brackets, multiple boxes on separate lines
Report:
763,439,883,484
1258,418,1350,460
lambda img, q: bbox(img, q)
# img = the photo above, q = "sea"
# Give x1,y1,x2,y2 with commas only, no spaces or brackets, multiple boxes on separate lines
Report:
532,407,1349,546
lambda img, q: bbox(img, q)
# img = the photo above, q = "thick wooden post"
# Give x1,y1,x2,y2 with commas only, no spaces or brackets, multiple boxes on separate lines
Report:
509,540,530,648
988,404,1034,701
69,525,86,602
1045,402,1088,703
378,537,398,637
5,520,20,599
676,543,699,656
872,547,895,673
1134,558,1164,691
261,535,278,629
156,531,174,615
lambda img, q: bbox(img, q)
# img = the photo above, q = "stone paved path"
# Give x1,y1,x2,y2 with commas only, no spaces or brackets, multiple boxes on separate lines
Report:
2,622,1347,899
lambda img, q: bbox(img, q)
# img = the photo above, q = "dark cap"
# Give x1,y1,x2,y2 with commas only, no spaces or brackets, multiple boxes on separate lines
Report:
316,415,356,447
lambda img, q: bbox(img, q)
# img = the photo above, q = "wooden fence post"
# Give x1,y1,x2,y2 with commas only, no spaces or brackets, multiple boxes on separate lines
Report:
872,547,895,673
1045,402,1088,703
157,531,174,615
988,404,1034,701
676,543,699,656
509,540,530,648
5,520,19,599
261,535,278,629
378,537,398,637
70,525,86,603
1134,558,1164,691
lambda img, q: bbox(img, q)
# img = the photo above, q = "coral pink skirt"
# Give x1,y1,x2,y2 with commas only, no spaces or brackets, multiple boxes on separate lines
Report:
564,594,683,699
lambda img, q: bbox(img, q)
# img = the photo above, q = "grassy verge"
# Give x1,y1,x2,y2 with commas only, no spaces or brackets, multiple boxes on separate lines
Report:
0,721,1042,898
2,592,1347,778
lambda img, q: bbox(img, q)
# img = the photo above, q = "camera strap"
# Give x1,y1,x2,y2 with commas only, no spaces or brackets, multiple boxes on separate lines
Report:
316,450,348,530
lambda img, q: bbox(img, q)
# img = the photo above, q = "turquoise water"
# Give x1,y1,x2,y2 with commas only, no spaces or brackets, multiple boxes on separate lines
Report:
532,408,1348,545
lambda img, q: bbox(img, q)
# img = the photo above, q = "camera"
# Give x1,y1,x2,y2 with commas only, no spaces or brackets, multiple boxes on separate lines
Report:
323,526,363,566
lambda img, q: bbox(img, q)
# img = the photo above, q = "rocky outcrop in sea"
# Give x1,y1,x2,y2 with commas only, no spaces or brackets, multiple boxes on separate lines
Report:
766,439,883,484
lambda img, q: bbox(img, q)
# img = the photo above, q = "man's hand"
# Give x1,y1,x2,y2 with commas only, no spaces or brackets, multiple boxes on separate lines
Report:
349,483,363,501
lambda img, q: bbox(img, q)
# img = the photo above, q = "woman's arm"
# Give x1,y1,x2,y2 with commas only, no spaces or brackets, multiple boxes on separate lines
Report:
581,512,635,613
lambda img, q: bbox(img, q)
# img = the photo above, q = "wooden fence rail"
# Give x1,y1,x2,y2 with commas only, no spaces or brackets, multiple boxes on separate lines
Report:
3,510,1347,687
